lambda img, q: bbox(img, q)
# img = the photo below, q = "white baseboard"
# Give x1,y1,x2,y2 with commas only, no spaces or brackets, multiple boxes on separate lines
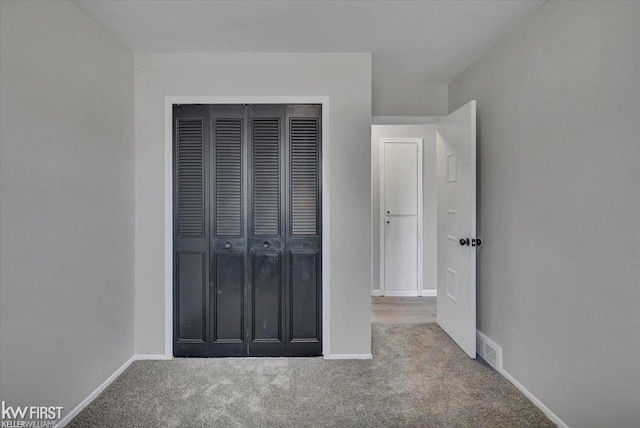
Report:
500,369,569,428
57,354,171,427
476,330,569,428
57,355,135,427
135,354,170,361
421,290,437,297
371,290,383,297
324,353,373,360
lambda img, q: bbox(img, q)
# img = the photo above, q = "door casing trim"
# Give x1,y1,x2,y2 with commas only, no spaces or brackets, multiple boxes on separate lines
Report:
164,96,330,359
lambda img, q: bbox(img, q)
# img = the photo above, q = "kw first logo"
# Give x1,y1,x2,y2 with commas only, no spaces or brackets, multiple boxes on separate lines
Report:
1,402,63,428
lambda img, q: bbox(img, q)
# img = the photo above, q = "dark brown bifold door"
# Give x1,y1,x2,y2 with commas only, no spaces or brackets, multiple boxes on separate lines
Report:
173,105,210,357
284,105,322,356
247,105,287,356
173,104,321,357
209,105,248,357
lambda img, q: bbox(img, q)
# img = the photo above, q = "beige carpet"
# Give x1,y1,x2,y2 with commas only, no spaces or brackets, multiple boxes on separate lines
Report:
68,323,555,427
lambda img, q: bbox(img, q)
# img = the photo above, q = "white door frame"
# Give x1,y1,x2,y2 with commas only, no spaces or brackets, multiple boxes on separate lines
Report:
163,96,331,359
379,137,423,297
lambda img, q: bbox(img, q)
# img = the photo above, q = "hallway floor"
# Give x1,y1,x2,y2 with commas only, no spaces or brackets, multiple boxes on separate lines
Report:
372,296,437,324
68,323,554,428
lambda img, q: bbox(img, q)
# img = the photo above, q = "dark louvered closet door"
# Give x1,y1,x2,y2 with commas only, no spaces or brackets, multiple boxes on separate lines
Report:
247,105,286,356
173,105,210,357
285,105,322,356
173,104,321,357
209,105,248,357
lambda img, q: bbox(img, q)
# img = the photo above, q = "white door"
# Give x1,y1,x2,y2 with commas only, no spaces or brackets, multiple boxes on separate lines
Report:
436,101,477,358
382,139,422,295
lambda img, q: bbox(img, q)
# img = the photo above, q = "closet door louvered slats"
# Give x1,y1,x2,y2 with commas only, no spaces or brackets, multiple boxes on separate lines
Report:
177,119,205,237
214,119,243,237
290,117,319,236
252,118,281,236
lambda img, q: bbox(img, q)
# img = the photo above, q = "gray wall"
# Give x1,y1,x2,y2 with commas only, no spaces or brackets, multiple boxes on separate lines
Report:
372,84,448,117
134,53,372,356
449,1,640,427
371,125,437,295
0,0,135,418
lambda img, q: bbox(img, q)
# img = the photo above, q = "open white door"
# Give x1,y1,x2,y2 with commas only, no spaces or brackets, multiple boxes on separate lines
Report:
436,101,477,358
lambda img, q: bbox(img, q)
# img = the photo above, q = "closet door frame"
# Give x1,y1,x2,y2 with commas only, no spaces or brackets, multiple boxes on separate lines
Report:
165,96,330,359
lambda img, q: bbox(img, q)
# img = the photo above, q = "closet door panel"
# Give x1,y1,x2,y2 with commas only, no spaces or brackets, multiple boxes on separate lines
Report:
248,105,286,356
285,105,322,356
209,105,248,357
173,105,209,357
289,250,320,341
176,252,206,342
252,252,282,341
212,252,245,341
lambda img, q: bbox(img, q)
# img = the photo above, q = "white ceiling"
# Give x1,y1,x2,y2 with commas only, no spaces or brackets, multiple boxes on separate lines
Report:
73,0,545,85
